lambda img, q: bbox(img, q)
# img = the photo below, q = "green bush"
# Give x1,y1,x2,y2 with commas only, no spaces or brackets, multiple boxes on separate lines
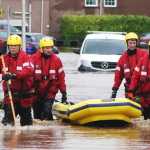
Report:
60,15,150,46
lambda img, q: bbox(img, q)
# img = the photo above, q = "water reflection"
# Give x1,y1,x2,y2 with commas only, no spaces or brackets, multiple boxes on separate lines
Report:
59,120,150,150
0,124,65,149
0,112,150,150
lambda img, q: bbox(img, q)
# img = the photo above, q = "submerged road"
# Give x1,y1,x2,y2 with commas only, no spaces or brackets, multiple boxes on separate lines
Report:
0,52,149,150
57,52,124,102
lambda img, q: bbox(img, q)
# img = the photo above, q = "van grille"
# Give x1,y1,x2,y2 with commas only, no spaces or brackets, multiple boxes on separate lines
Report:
91,61,117,69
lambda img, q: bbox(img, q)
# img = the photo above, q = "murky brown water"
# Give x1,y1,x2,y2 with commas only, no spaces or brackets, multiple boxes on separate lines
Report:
0,53,150,150
0,119,150,150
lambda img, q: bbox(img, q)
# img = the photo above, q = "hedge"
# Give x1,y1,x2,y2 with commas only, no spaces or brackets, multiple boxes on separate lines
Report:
60,15,150,46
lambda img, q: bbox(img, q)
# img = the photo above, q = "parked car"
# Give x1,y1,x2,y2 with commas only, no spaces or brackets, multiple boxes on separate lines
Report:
139,32,150,49
140,32,150,44
24,32,43,54
17,32,59,54
0,30,59,54
78,32,127,72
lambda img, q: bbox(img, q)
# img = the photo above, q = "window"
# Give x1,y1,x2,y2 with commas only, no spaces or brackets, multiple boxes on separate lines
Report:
104,0,117,7
85,0,98,7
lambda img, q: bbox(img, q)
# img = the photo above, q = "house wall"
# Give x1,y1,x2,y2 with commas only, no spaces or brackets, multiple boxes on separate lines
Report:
104,0,150,16
0,0,150,38
49,0,102,38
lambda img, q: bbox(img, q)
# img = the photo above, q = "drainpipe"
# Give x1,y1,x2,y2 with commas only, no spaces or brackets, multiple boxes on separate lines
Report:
29,0,32,33
7,6,10,36
41,0,44,34
22,0,26,51
99,0,103,16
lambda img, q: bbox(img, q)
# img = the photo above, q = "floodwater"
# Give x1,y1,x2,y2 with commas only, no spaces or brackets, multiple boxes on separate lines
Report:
0,52,150,150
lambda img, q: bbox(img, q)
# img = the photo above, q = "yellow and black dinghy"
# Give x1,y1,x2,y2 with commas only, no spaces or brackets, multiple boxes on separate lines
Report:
52,98,142,127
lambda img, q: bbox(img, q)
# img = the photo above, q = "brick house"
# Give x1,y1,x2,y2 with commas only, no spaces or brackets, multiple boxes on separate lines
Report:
50,0,150,38
0,0,150,38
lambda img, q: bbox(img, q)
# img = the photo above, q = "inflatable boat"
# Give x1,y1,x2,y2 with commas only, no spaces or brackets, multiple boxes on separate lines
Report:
52,98,142,127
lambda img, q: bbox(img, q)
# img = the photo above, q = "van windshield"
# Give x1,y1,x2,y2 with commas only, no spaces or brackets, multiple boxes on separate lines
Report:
82,39,127,55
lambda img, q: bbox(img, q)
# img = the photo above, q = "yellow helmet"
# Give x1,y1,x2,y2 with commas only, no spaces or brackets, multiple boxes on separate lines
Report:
39,37,54,48
125,32,138,41
7,34,22,46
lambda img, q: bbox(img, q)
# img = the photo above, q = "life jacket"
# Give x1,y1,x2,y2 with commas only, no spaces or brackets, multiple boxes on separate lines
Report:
123,50,139,83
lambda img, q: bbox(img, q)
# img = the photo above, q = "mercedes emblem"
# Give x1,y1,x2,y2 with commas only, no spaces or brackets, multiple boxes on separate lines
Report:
101,62,109,69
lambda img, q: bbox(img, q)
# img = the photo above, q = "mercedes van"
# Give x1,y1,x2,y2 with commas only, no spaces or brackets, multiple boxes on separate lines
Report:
78,32,127,72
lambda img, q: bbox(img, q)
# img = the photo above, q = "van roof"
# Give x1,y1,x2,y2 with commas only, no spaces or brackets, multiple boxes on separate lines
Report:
85,33,125,40
87,31,126,35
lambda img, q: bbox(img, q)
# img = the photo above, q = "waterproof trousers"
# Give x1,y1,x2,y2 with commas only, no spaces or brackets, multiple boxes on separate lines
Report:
2,102,32,126
32,99,54,121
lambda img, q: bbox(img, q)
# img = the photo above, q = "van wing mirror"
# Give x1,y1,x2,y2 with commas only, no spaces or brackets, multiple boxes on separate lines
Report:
70,40,80,54
73,48,80,54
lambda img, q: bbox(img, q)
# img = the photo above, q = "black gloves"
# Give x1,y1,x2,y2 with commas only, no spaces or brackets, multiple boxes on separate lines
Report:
61,91,67,103
2,73,16,81
111,88,118,99
142,107,150,120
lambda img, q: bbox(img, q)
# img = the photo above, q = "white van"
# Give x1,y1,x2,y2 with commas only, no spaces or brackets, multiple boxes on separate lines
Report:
78,32,127,71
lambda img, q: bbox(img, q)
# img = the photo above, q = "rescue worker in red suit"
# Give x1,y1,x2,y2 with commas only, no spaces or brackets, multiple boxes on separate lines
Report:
111,32,147,99
127,41,150,120
31,37,67,120
1,34,35,126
